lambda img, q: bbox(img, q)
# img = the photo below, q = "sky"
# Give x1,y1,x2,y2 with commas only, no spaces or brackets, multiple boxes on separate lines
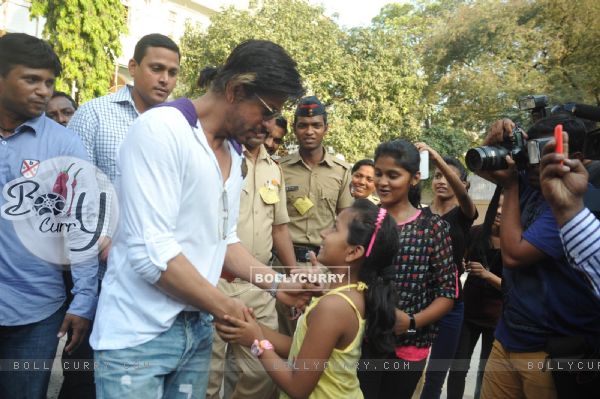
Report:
309,0,402,28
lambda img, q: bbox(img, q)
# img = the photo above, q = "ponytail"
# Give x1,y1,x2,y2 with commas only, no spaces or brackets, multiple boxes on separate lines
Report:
197,66,219,89
408,184,422,209
349,199,400,354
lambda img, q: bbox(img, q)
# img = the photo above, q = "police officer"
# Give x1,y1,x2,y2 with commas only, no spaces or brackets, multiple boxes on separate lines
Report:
280,96,353,261
277,96,353,333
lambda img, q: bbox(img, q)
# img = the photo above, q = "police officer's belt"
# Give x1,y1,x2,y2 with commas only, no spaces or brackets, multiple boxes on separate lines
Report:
293,245,320,263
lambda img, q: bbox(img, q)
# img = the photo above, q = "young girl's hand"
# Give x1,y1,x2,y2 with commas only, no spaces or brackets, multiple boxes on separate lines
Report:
216,307,263,347
466,261,491,280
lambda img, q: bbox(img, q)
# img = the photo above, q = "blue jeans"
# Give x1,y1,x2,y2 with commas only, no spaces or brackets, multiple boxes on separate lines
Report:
94,311,213,399
421,300,464,399
447,320,495,399
0,304,66,399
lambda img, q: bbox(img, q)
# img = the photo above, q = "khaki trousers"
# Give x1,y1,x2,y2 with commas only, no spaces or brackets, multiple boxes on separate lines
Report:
207,279,278,399
480,339,557,399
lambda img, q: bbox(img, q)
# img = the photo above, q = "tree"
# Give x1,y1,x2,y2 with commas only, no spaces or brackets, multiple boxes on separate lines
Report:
30,0,127,103
417,0,600,136
177,0,426,162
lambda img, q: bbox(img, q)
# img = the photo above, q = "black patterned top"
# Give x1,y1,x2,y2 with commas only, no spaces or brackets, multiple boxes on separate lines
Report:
388,208,456,349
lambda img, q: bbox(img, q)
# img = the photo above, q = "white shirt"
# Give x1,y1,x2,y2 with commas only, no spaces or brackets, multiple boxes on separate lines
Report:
90,105,243,350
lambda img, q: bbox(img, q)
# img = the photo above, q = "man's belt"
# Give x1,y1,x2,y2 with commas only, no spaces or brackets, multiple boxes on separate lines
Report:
293,244,320,263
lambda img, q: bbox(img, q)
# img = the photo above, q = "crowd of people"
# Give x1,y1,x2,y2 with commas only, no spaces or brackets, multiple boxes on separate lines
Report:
0,31,598,399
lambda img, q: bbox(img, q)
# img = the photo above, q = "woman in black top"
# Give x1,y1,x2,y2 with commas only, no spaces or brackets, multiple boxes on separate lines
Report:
415,143,478,399
447,189,504,399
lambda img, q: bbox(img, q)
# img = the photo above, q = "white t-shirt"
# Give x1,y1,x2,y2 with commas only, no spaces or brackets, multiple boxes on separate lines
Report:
90,106,243,350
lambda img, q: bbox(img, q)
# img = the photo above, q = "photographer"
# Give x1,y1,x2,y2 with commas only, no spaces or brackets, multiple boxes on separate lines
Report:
473,116,600,399
539,133,599,299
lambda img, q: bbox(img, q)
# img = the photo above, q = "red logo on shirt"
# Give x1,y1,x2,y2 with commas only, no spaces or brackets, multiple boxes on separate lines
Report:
21,159,40,178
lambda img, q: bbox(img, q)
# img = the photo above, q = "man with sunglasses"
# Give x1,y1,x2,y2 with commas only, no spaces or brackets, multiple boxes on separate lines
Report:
90,40,306,398
207,102,296,399
277,95,353,335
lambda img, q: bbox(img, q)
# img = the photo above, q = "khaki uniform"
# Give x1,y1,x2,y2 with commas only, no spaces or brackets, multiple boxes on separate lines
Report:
207,145,288,399
280,151,353,248
276,151,352,335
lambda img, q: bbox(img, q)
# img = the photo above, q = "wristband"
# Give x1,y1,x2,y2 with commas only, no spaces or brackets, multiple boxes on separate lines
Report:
268,273,284,298
251,339,274,357
407,314,417,335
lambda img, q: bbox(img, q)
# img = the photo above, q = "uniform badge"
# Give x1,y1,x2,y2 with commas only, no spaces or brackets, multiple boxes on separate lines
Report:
21,159,40,179
259,179,280,204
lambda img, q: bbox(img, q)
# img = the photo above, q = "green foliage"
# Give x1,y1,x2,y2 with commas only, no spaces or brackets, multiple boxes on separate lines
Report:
177,0,600,159
177,0,426,162
417,0,600,139
30,0,127,103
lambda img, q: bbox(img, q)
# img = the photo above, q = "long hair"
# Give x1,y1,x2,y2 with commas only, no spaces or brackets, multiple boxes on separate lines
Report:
374,139,422,208
347,199,400,354
466,186,502,265
197,39,304,101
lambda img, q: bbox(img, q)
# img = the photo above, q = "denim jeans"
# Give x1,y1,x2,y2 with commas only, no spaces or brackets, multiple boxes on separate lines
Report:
447,320,495,399
94,311,213,399
0,304,66,399
420,300,465,399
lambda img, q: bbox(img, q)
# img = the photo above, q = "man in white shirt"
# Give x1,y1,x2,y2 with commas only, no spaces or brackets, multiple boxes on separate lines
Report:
91,39,305,399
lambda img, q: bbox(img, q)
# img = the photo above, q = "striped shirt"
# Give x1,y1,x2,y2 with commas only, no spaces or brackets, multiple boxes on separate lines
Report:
560,207,600,299
68,86,139,279
68,85,139,182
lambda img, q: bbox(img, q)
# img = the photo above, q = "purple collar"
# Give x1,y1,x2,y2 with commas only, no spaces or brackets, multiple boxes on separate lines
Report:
155,98,242,155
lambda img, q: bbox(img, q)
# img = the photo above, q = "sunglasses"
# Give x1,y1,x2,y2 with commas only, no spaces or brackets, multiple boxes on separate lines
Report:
255,94,281,121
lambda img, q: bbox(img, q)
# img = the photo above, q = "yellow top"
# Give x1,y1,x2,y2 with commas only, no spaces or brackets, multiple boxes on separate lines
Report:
237,145,289,264
280,151,353,246
280,284,366,399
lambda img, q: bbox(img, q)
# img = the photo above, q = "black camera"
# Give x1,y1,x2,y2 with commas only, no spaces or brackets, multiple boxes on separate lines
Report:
518,95,549,122
465,126,553,172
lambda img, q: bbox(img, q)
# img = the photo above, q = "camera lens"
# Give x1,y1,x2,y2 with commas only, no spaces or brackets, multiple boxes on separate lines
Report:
465,146,509,171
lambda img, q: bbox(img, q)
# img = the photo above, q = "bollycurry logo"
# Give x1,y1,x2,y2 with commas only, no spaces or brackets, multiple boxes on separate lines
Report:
1,156,118,266
250,266,351,292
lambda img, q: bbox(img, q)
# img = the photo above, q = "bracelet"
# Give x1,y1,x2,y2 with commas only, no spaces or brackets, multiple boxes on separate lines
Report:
268,273,285,298
406,314,417,335
251,339,274,357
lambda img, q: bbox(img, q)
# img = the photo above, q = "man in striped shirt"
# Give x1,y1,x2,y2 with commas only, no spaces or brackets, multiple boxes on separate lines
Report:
540,132,600,298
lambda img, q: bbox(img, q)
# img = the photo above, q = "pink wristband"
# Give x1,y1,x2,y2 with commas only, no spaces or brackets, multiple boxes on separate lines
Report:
251,339,274,357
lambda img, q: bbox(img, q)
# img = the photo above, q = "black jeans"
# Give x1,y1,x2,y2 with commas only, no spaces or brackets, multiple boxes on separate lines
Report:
358,348,427,399
446,320,495,399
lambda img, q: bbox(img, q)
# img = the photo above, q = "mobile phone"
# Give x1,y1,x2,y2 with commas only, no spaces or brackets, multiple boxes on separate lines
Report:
419,150,429,179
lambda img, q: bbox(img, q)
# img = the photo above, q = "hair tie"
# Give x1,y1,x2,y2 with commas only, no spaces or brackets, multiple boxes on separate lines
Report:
356,281,369,292
366,208,387,258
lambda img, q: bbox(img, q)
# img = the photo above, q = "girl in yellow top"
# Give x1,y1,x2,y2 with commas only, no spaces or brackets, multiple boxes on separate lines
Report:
217,199,400,398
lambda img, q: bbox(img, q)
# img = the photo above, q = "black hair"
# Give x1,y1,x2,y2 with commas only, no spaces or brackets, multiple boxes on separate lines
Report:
346,199,400,354
197,40,304,101
374,139,422,208
133,33,180,64
0,33,61,77
274,116,288,132
466,186,502,265
442,157,468,182
51,91,78,110
352,159,375,174
527,112,596,155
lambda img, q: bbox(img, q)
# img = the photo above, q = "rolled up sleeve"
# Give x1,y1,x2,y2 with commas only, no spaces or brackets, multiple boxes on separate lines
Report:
118,115,184,284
